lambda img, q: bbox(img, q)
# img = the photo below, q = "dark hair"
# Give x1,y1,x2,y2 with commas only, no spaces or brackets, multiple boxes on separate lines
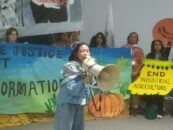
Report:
151,40,164,54
127,32,139,44
147,40,167,60
6,27,18,42
89,32,107,48
68,42,90,61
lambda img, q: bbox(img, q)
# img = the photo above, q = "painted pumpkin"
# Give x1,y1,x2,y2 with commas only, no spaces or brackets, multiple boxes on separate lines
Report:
88,93,125,118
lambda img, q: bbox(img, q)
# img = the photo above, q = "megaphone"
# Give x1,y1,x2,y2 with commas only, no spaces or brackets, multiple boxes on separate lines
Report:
83,56,120,91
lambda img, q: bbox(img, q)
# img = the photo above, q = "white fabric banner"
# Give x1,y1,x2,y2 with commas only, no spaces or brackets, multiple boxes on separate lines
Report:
0,0,82,38
104,1,115,48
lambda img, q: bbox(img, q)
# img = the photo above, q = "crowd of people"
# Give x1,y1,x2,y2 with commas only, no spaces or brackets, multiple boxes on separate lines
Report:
1,27,173,129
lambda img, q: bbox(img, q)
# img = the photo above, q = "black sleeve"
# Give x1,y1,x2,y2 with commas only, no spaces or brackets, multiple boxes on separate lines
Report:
164,47,171,60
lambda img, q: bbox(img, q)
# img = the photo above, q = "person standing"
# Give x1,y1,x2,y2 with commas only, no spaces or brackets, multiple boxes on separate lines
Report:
144,40,168,119
54,42,92,130
122,32,145,115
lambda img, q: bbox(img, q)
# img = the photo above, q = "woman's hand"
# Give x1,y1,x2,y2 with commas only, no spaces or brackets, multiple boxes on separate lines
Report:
84,75,92,85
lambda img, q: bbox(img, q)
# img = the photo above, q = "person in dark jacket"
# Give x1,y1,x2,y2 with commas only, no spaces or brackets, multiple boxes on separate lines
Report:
144,39,169,119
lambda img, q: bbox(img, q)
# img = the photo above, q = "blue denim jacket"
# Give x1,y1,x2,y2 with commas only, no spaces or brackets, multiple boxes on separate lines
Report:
57,61,90,105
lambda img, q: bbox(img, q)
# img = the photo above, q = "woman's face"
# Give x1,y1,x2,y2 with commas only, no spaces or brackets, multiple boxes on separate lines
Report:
76,44,90,63
154,41,162,52
128,33,138,45
132,47,144,70
96,34,103,47
8,31,17,43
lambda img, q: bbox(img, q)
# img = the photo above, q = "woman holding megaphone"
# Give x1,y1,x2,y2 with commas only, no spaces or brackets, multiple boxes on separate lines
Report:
54,42,93,130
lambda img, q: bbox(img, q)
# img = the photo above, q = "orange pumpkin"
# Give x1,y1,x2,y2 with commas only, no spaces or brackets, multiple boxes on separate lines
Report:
88,93,125,118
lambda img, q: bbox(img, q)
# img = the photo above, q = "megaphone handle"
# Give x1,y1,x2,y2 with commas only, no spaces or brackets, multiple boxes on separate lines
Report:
88,87,101,111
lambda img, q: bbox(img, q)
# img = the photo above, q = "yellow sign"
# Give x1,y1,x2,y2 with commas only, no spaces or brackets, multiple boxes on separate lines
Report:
129,59,173,95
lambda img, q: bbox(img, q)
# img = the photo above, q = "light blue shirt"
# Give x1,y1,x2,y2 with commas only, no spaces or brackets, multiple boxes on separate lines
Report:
57,61,90,105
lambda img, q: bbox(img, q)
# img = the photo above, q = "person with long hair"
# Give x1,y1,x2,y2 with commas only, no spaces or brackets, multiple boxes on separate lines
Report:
144,40,168,119
146,40,168,60
89,32,107,48
54,42,92,130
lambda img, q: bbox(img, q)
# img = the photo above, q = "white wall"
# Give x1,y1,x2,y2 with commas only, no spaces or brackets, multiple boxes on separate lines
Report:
80,0,173,55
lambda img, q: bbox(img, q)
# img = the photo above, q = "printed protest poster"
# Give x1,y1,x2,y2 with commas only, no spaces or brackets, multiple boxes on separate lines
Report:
129,59,173,95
